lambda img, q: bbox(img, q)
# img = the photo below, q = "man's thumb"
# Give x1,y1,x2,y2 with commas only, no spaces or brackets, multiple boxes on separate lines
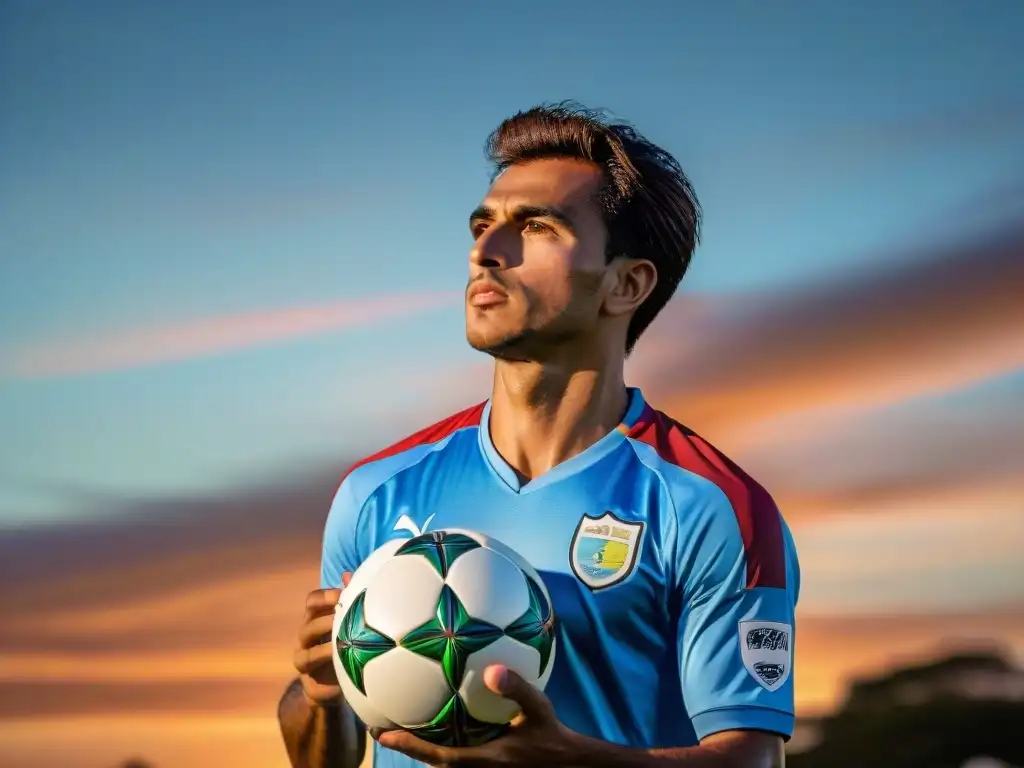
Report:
483,665,552,720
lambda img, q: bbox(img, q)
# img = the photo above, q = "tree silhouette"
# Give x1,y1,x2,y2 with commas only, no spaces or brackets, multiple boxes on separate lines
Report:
789,650,1024,768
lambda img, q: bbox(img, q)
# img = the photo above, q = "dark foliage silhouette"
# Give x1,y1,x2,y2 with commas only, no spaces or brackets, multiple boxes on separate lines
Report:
789,650,1024,768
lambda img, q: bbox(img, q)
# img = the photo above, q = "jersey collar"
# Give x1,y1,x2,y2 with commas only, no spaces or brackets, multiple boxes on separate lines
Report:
477,387,648,495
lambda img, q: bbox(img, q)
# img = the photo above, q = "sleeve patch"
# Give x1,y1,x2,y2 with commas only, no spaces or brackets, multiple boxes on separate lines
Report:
738,620,793,692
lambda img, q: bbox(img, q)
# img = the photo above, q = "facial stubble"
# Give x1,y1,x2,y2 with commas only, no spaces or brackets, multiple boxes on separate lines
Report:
466,268,607,361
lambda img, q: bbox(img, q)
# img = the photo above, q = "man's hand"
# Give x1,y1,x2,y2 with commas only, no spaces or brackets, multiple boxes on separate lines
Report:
371,664,784,768
373,664,581,767
293,573,351,707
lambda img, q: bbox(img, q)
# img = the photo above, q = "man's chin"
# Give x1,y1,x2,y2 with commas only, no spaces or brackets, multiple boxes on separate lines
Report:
466,329,531,361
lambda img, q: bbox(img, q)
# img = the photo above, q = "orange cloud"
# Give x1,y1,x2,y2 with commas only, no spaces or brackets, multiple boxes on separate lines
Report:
793,499,1024,618
634,223,1024,439
0,292,459,380
730,392,1024,524
778,474,1024,527
1,564,315,682
0,475,332,644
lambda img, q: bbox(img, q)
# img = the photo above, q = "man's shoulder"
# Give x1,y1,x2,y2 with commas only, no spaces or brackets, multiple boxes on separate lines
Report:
626,403,788,587
627,403,772,504
338,401,487,495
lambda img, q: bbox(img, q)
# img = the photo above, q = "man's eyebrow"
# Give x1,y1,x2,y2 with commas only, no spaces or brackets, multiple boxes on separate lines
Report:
469,205,495,230
469,203,577,233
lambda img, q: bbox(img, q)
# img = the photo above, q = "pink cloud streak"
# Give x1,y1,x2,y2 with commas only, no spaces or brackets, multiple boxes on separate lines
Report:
1,293,459,380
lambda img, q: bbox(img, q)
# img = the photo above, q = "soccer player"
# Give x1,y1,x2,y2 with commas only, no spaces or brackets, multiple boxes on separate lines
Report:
279,103,800,768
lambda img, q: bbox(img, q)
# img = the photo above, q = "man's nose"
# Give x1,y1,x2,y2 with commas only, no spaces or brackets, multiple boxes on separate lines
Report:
469,224,514,270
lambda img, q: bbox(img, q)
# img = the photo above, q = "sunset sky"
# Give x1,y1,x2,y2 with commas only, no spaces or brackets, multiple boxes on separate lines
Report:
2,2,1023,767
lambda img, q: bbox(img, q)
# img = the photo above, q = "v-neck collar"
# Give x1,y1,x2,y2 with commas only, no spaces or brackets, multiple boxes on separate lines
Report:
477,387,647,495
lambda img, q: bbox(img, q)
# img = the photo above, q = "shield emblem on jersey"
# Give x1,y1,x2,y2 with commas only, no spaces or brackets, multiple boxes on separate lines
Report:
569,511,645,590
738,620,793,692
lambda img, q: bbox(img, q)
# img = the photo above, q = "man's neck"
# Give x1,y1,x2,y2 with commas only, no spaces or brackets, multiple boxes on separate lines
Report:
487,356,630,482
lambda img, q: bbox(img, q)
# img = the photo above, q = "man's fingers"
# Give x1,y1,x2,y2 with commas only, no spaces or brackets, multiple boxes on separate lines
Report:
298,613,335,649
303,588,342,621
375,728,489,766
301,677,342,706
341,572,352,587
307,662,339,687
293,638,335,675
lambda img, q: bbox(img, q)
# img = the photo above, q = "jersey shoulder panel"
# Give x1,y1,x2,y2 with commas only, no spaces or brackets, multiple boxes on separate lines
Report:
626,403,786,590
340,401,486,499
321,402,486,585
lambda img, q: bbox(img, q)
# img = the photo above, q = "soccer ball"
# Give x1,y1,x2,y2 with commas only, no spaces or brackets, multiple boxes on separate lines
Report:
331,528,557,747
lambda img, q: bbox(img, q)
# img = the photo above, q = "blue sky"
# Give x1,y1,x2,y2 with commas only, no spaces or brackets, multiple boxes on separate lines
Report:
0,10,1022,760
1,0,1022,526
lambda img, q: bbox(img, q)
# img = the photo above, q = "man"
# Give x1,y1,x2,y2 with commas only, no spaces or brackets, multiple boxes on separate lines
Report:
280,102,800,768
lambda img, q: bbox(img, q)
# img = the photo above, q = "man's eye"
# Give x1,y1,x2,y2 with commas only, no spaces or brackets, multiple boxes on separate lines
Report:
523,221,550,234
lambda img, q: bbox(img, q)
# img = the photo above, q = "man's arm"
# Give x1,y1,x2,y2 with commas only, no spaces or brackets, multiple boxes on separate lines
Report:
280,473,369,768
654,481,799,766
565,728,783,767
278,678,366,768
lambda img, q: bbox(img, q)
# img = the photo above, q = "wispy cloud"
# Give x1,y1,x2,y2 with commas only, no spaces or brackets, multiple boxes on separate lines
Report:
709,101,1024,186
795,502,1024,614
0,292,459,380
733,385,1024,522
811,99,1024,154
634,221,1024,438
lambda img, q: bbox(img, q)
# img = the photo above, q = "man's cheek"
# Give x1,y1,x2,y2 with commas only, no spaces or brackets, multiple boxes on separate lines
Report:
522,280,573,316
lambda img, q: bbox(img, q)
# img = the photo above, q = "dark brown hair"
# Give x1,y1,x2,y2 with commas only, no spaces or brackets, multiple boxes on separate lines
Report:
485,101,701,354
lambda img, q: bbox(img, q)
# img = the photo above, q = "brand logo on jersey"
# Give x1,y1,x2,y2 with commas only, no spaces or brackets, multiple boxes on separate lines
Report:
738,620,792,692
568,511,644,590
392,513,435,539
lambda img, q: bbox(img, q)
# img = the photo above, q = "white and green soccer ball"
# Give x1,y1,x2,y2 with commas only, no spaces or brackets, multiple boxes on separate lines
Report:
331,529,557,747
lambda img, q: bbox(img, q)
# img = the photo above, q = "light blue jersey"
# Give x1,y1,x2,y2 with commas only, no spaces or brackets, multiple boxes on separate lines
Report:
321,388,800,767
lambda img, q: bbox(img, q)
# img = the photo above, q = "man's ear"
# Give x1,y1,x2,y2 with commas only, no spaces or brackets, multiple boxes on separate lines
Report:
603,257,658,317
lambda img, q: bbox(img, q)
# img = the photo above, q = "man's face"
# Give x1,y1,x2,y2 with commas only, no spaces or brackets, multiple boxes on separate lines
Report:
465,158,612,359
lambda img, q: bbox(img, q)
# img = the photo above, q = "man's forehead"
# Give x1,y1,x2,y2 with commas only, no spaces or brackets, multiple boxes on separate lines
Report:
482,158,603,211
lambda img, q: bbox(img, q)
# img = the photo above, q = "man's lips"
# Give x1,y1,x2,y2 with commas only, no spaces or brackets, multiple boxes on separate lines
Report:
468,282,508,307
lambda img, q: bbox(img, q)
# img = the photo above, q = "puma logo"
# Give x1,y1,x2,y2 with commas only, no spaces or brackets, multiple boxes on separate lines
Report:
392,513,436,538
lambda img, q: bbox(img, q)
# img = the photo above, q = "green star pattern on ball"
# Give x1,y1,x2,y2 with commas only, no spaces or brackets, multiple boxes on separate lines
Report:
394,530,481,578
334,590,396,695
401,583,505,688
413,688,511,747
504,570,556,674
